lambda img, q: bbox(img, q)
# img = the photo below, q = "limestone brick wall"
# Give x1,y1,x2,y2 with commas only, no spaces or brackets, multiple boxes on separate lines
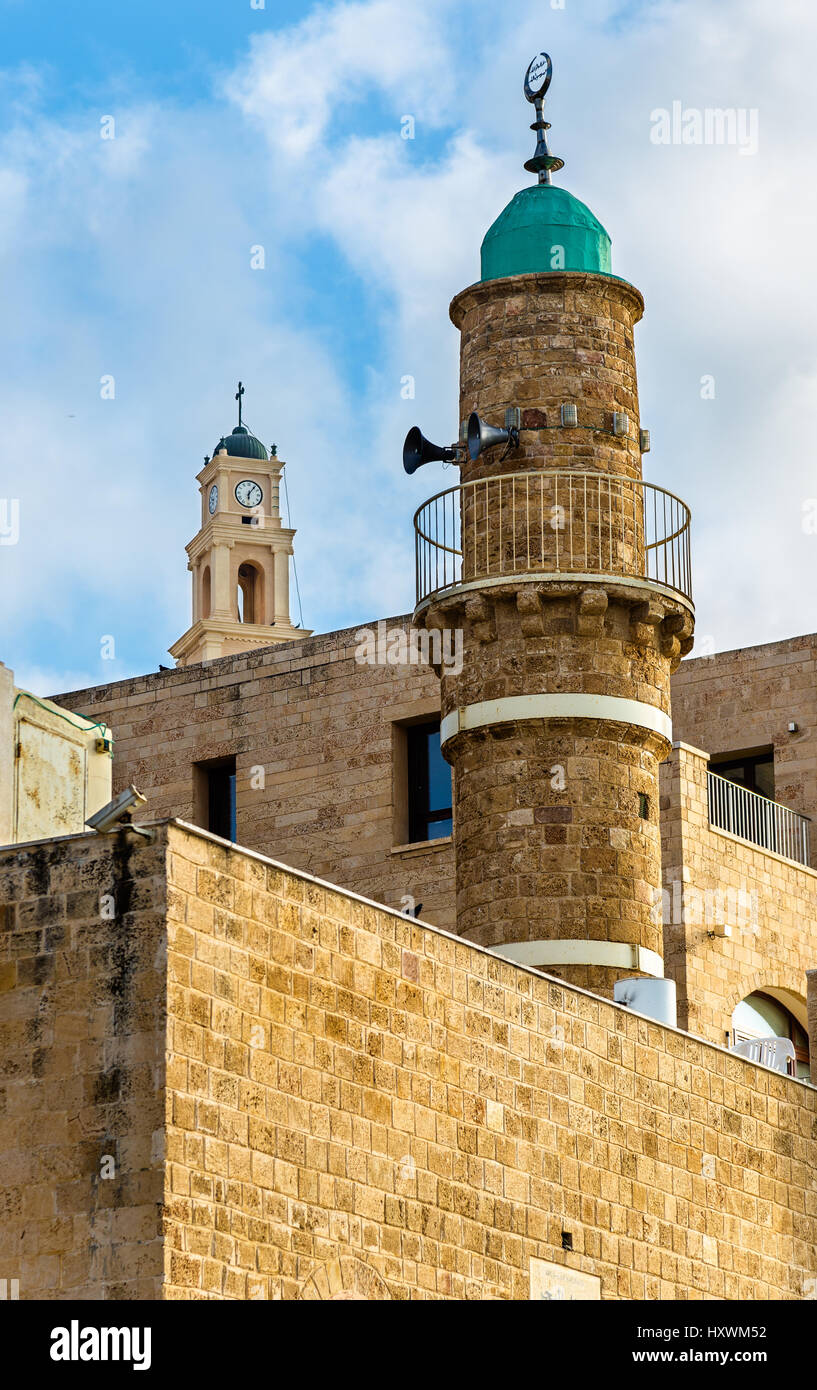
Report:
450,272,646,486
51,619,455,931
671,635,817,868
660,743,817,1044
161,822,817,1301
0,830,167,1299
50,623,817,955
427,582,673,994
2,822,816,1301
808,972,817,1087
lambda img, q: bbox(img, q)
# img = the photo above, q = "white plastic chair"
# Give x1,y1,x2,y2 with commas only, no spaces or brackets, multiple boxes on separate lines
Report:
731,1036,796,1074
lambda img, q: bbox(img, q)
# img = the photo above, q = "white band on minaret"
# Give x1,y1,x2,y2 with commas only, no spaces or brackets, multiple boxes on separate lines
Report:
489,939,665,978
440,693,672,746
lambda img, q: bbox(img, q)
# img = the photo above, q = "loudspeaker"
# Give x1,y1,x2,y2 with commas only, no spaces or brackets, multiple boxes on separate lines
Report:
466,412,519,462
403,427,459,474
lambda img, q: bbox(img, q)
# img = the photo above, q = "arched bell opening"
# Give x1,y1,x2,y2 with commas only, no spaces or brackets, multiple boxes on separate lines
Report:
237,561,263,624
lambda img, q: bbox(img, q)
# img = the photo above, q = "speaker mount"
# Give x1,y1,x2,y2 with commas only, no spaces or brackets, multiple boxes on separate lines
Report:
403,427,463,474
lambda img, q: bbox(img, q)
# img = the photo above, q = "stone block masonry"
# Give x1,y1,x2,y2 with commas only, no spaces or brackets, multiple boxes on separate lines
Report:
0,830,168,1299
1,822,815,1299
660,743,817,1045
671,633,817,870
51,619,456,932
49,624,817,994
422,267,694,992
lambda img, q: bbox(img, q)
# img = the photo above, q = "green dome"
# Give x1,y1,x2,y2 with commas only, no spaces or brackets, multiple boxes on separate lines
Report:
481,184,611,282
212,425,268,461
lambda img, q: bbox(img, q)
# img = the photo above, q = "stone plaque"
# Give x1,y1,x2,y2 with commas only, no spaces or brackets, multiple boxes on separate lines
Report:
529,1258,601,1301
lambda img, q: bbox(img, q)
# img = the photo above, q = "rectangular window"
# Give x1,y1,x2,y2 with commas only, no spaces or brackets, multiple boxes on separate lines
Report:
193,756,237,842
406,720,452,843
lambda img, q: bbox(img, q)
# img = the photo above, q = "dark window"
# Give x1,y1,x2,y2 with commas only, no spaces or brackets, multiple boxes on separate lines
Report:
710,749,774,801
638,793,650,819
407,721,452,843
198,757,236,841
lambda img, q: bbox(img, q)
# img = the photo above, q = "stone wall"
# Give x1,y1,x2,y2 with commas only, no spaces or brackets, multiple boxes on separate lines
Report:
660,743,817,1044
450,272,647,485
0,830,167,1299
5,821,815,1301
671,634,817,868
428,580,672,994
52,619,455,932
162,822,817,1300
50,623,817,948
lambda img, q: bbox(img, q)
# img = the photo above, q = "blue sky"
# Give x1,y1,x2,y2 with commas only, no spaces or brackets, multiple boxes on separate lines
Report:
1,0,301,99
1,0,815,697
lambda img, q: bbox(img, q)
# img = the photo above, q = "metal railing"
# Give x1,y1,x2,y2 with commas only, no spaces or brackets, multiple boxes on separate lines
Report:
707,771,811,866
413,471,692,607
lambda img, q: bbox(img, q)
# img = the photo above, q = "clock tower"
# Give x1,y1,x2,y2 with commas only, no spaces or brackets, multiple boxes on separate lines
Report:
169,383,310,667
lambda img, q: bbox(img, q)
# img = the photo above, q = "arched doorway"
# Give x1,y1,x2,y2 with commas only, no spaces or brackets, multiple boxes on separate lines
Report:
731,990,810,1079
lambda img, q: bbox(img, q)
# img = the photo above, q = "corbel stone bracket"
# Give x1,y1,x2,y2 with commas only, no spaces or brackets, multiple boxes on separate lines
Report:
463,594,496,645
576,588,609,638
660,610,695,665
516,588,546,637
629,596,664,646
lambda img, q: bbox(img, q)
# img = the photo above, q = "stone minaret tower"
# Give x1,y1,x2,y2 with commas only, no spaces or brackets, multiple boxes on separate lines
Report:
413,58,694,996
170,383,310,666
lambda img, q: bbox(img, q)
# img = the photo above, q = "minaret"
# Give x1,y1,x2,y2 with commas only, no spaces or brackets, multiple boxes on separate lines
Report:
411,57,694,996
170,383,310,666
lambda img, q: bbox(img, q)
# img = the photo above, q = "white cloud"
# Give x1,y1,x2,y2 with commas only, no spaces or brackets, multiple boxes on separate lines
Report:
234,0,456,159
227,0,817,651
11,664,111,701
1,0,816,685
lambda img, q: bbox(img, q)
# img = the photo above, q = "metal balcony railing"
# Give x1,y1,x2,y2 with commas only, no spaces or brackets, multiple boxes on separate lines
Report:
707,771,812,867
413,471,692,608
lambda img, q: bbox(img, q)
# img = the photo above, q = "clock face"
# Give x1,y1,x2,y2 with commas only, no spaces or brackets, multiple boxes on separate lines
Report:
235,479,263,508
208,484,219,515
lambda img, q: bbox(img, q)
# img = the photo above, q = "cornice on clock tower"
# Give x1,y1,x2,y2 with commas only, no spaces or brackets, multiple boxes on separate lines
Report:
169,384,311,667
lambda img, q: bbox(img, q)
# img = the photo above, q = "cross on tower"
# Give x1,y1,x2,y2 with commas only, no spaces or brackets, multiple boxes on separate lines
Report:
235,381,245,428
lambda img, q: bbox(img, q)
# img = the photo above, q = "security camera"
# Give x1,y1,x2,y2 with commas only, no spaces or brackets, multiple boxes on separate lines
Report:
86,785,148,835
